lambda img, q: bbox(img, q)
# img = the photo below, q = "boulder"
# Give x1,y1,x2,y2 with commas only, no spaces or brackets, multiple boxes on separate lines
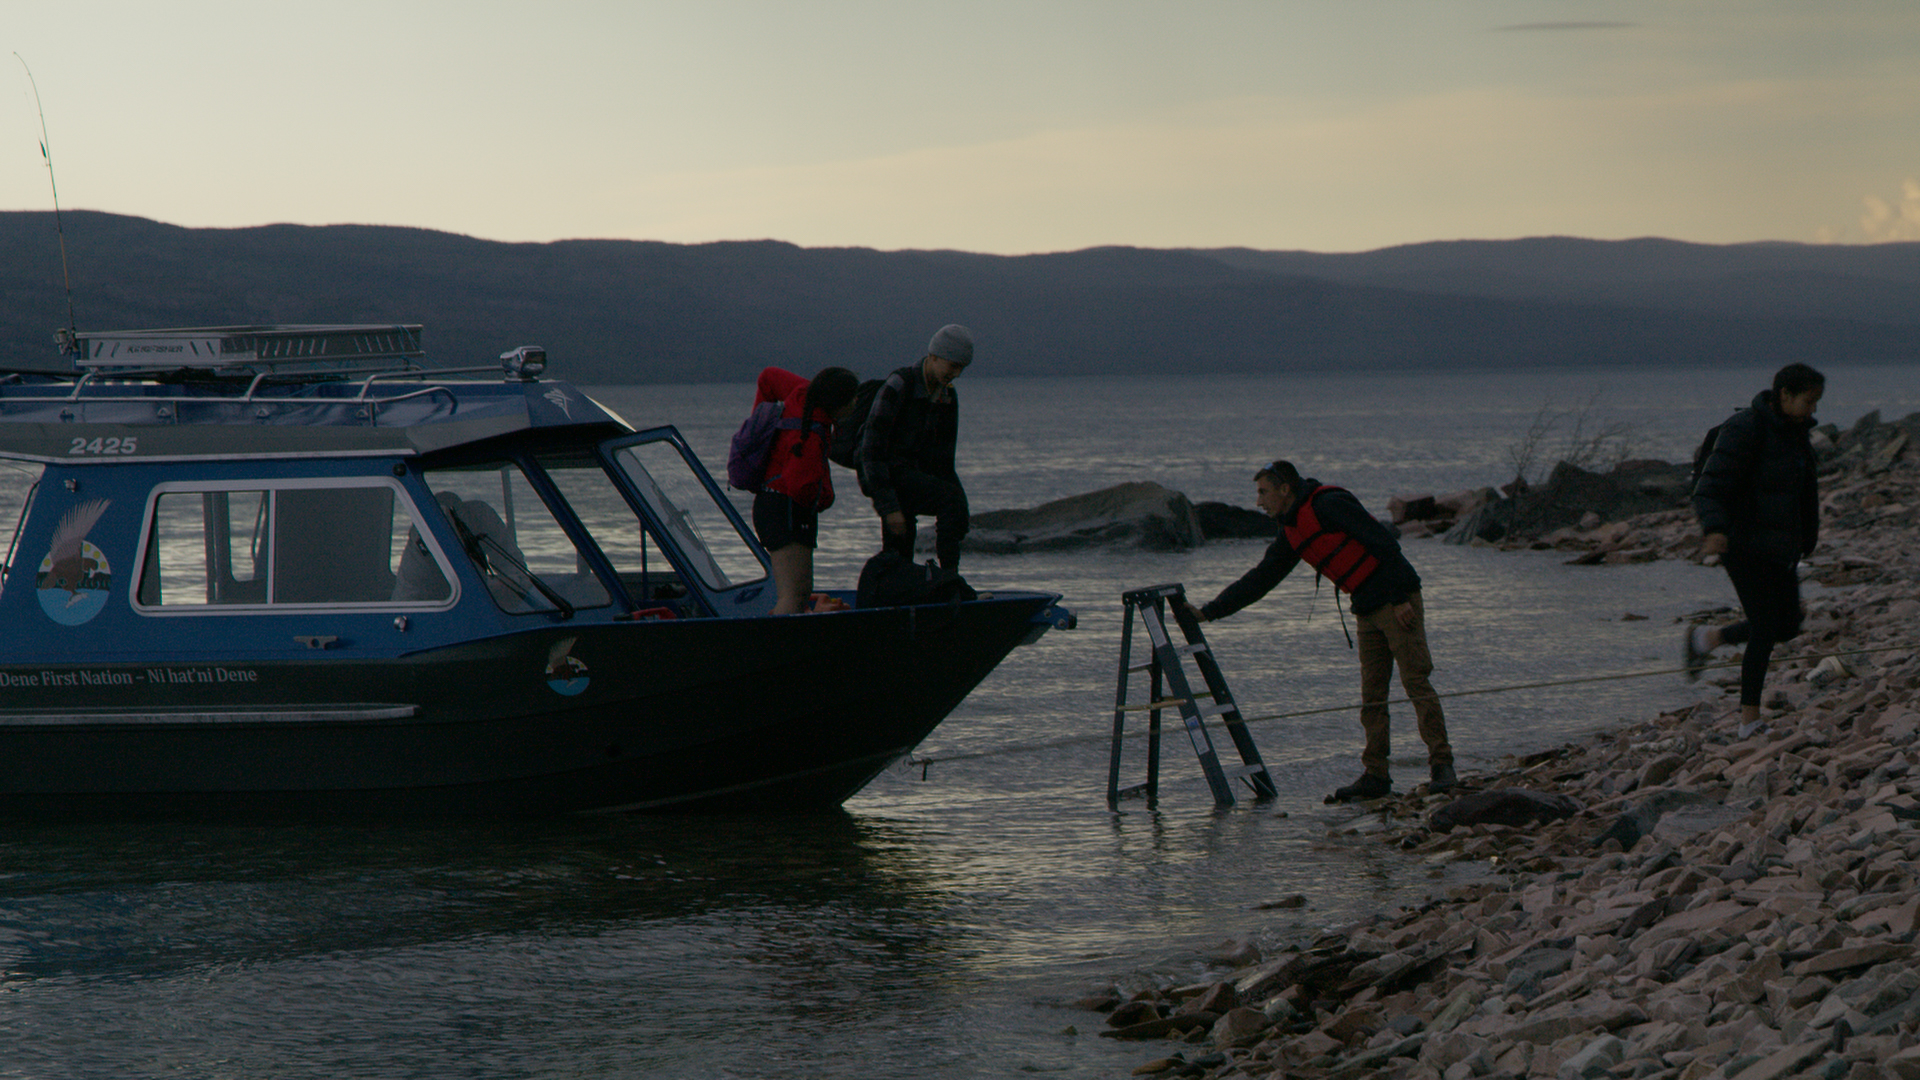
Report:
1388,494,1438,524
1501,459,1692,539
1194,501,1277,539
1443,500,1513,545
957,482,1204,553
1592,789,1723,850
1435,488,1497,518
1429,788,1584,831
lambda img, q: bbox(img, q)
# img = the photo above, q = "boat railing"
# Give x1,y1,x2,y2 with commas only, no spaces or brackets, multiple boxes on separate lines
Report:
0,362,545,426
4,325,571,427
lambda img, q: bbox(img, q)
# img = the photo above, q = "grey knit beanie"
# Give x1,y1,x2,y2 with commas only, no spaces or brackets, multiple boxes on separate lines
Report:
927,324,973,367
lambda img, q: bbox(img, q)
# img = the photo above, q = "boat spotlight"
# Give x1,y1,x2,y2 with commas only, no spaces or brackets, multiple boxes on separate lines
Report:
501,345,547,381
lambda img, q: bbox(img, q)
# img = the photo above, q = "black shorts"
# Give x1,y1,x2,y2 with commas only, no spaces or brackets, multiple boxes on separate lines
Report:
753,490,819,551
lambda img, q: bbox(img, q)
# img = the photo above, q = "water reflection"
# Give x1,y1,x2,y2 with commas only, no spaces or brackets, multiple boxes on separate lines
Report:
0,812,968,985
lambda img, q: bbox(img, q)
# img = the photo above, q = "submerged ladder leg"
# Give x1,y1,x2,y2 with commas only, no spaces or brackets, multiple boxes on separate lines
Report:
1108,583,1275,809
1107,599,1138,809
1107,593,1167,810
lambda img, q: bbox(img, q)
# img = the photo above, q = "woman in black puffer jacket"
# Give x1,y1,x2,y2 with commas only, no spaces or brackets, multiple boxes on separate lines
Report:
1683,363,1825,730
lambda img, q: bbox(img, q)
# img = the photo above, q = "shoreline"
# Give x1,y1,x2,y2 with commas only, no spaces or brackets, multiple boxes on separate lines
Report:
1081,414,1920,1079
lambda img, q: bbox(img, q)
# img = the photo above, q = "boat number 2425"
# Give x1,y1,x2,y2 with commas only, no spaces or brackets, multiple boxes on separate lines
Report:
69,437,138,455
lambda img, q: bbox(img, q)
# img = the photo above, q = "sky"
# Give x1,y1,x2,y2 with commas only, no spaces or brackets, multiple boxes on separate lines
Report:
5,0,1919,255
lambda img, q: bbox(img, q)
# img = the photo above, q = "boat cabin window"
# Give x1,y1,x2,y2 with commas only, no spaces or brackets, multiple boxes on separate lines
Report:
422,463,611,615
136,480,454,609
609,441,765,591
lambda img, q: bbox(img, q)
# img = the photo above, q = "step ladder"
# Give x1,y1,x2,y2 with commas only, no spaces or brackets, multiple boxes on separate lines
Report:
1107,583,1277,809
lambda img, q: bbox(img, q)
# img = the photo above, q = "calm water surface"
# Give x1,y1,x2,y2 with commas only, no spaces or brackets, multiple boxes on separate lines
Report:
1,364,1914,1078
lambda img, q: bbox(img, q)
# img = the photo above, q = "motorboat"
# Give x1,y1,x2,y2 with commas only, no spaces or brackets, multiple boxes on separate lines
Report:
0,324,1071,815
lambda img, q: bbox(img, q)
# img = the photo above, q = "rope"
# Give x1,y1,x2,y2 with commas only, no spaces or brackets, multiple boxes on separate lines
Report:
904,642,1911,773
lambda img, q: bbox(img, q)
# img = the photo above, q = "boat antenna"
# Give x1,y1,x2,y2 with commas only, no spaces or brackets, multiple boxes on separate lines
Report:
14,53,79,352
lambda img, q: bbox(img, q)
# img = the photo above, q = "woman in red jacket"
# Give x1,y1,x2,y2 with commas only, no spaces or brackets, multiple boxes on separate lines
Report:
752,366,861,613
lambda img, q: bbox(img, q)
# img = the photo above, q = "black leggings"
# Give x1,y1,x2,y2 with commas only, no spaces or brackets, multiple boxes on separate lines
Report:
1719,552,1804,708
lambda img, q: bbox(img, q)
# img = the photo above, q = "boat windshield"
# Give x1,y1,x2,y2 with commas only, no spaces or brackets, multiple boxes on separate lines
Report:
534,449,701,610
606,440,766,592
421,462,611,615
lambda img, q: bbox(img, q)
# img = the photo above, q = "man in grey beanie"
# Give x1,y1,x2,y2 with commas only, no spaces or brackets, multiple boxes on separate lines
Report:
856,324,973,569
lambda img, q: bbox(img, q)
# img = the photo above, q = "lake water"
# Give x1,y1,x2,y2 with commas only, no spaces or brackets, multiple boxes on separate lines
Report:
1,363,1915,1078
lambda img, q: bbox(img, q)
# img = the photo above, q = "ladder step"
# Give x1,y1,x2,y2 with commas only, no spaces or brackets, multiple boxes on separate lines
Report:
1116,697,1191,713
1222,764,1270,780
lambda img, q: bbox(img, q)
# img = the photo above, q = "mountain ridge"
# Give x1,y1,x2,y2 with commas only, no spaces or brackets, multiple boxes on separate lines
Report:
2,212,1913,383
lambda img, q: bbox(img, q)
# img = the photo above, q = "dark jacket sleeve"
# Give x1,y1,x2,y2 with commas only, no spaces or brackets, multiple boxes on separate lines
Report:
1691,409,1758,539
1199,536,1300,621
858,372,909,517
931,387,959,483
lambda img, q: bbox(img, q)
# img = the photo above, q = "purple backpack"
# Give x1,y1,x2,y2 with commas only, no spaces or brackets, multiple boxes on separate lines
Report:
726,401,805,491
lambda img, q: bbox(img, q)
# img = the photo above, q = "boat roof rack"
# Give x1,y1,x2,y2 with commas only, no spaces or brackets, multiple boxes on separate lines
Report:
60,324,426,372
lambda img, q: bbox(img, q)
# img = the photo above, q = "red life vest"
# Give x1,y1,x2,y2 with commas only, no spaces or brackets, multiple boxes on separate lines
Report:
1282,485,1380,593
762,384,836,511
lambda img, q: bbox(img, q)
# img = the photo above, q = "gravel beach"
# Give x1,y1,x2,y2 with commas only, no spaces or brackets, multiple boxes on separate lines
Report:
1086,410,1920,1080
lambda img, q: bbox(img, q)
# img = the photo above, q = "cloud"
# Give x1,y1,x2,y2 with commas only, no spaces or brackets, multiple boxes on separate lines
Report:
1860,178,1920,242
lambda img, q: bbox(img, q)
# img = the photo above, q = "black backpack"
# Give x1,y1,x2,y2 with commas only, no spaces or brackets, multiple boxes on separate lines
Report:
827,378,886,470
855,551,976,608
1690,411,1739,494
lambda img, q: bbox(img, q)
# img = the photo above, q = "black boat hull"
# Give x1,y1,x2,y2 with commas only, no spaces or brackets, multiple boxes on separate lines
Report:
0,594,1058,817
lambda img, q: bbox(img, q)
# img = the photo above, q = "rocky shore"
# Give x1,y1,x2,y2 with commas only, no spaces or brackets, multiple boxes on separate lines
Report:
1081,412,1920,1080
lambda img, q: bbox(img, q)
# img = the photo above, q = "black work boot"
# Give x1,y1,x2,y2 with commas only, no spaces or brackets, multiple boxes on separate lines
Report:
1329,772,1392,803
1430,761,1458,793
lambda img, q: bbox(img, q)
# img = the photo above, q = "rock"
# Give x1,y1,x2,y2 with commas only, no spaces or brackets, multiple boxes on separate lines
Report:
1648,801,1750,846
1502,1002,1648,1046
1520,459,1693,534
1175,982,1237,1016
1107,1000,1166,1028
1726,1039,1838,1080
1211,1006,1269,1047
1791,943,1913,978
962,481,1203,553
1193,501,1276,539
1389,494,1438,524
1592,789,1723,850
1429,788,1584,831
1558,1033,1626,1079
1101,1011,1218,1040
1636,753,1687,788
1435,488,1497,518
1442,499,1512,545
1888,1043,1920,1080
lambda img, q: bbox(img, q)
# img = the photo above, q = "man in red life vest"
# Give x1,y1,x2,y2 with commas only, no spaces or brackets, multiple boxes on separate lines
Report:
1181,460,1457,802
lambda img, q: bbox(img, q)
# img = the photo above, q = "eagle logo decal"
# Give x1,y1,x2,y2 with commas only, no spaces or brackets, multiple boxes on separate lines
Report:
37,499,112,626
545,636,590,696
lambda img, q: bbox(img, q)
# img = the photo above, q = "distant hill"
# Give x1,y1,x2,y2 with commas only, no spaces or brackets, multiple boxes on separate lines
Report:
1192,237,1920,325
2,212,1914,383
